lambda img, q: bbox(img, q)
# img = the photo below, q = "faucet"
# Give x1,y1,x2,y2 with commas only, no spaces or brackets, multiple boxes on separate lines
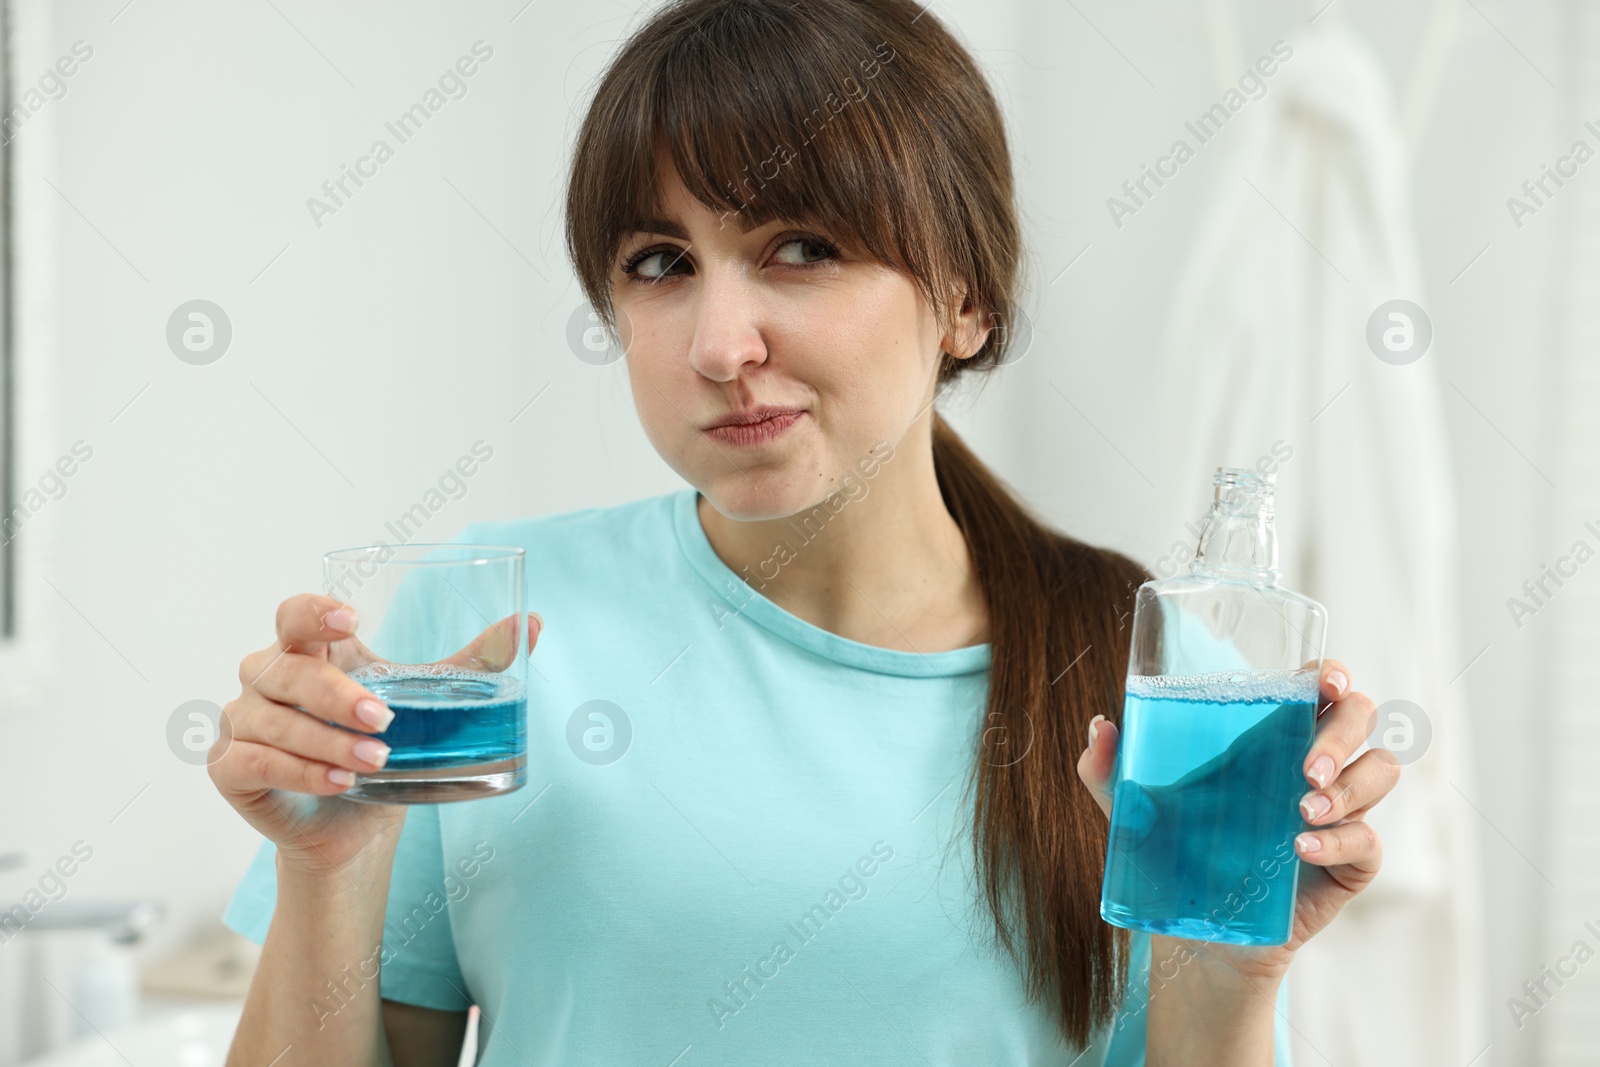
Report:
0,855,165,1064
0,852,163,945
14,900,165,945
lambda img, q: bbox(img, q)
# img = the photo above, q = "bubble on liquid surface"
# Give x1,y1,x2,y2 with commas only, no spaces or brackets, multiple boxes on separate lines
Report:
349,661,521,704
350,662,496,682
1125,667,1319,705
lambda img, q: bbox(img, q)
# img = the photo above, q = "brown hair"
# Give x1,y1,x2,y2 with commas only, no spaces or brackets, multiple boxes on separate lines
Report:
564,0,1152,1047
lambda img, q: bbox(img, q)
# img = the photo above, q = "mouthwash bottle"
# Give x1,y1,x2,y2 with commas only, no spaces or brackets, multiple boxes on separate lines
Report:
1099,466,1327,946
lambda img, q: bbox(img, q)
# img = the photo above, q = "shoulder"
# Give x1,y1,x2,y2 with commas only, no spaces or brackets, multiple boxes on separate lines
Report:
458,489,679,548
452,489,688,592
447,488,702,640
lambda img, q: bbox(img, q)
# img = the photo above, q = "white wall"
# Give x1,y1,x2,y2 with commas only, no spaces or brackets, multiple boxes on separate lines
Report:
0,0,1567,1063
0,0,684,1054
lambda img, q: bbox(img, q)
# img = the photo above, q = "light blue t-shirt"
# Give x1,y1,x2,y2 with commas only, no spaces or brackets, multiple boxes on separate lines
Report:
222,488,1295,1064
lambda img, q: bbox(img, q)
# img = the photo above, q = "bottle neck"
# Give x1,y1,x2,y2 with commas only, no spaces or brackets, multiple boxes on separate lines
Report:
1191,483,1279,583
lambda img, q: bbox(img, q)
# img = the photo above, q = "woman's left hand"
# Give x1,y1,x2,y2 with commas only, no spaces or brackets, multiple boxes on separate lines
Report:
1075,658,1401,983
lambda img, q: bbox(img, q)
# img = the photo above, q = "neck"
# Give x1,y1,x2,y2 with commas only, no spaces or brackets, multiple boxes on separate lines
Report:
695,428,986,653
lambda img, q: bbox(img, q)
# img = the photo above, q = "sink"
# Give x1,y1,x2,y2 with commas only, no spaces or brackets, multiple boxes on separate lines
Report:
17,1002,242,1067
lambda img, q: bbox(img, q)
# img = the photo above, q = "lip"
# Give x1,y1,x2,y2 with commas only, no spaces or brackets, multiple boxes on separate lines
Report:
701,409,805,446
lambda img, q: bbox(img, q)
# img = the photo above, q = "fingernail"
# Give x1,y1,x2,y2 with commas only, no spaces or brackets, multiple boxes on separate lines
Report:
1309,754,1335,788
326,607,358,632
1088,714,1105,754
1328,669,1348,695
1301,793,1331,821
355,699,394,731
530,611,545,632
1296,833,1321,854
353,739,391,768
328,767,356,787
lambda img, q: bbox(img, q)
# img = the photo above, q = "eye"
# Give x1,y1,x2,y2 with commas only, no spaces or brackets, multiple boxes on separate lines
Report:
619,245,690,282
616,231,841,284
771,234,840,267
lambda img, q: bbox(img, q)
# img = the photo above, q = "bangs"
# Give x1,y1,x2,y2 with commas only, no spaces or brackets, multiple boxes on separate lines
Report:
569,0,960,326
629,10,897,248
564,0,1017,366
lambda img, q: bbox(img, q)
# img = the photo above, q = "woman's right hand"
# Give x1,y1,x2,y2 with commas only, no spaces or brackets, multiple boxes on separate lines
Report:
209,593,410,877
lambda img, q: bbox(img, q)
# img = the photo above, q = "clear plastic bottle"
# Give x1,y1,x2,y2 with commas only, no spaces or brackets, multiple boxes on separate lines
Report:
1099,466,1328,946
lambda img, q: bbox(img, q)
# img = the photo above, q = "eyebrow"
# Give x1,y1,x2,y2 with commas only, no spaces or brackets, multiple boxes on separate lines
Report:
622,212,766,240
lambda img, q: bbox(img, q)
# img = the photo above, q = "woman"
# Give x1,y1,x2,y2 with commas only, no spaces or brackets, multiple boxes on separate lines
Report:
213,0,1399,1063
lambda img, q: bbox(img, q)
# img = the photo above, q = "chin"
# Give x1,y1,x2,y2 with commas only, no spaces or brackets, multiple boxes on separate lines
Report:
696,469,821,523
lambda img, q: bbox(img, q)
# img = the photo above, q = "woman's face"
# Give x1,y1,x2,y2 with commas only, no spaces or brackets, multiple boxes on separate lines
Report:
609,159,977,521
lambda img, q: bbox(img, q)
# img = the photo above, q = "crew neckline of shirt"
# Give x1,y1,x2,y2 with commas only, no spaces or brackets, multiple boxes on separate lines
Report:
671,487,991,678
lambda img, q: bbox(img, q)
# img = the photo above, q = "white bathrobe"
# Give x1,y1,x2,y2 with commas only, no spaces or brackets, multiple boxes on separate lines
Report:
1152,26,1490,1067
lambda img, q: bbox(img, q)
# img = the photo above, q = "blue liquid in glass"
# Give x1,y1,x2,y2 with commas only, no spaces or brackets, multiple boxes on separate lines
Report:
344,665,527,770
1100,670,1317,945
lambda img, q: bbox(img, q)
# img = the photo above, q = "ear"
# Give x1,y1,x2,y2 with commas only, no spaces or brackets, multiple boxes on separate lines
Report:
942,288,993,361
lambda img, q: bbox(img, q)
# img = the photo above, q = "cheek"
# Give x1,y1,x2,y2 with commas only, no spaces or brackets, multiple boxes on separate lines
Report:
800,355,907,465
828,327,929,412
835,279,941,383
625,353,680,439
623,342,710,475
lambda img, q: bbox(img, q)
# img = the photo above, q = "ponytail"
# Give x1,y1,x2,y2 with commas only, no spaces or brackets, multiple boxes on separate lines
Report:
933,411,1153,1044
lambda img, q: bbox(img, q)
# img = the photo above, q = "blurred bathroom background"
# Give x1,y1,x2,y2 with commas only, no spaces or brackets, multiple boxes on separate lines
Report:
0,0,1589,1063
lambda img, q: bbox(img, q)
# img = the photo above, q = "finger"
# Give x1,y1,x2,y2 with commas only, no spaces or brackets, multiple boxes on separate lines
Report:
1295,817,1383,875
1299,747,1401,825
440,612,543,672
1303,687,1376,789
239,646,394,734
1075,715,1119,819
228,690,393,774
329,630,387,674
275,593,361,657
208,737,363,798
1318,658,1351,706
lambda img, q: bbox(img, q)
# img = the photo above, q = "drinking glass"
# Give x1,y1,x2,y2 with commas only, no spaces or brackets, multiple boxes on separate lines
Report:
320,543,528,804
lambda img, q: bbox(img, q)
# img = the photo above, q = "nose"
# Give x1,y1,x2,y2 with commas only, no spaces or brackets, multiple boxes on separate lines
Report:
686,269,768,382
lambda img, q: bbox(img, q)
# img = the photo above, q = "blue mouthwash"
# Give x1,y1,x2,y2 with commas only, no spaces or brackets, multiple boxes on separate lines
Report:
1099,466,1328,946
